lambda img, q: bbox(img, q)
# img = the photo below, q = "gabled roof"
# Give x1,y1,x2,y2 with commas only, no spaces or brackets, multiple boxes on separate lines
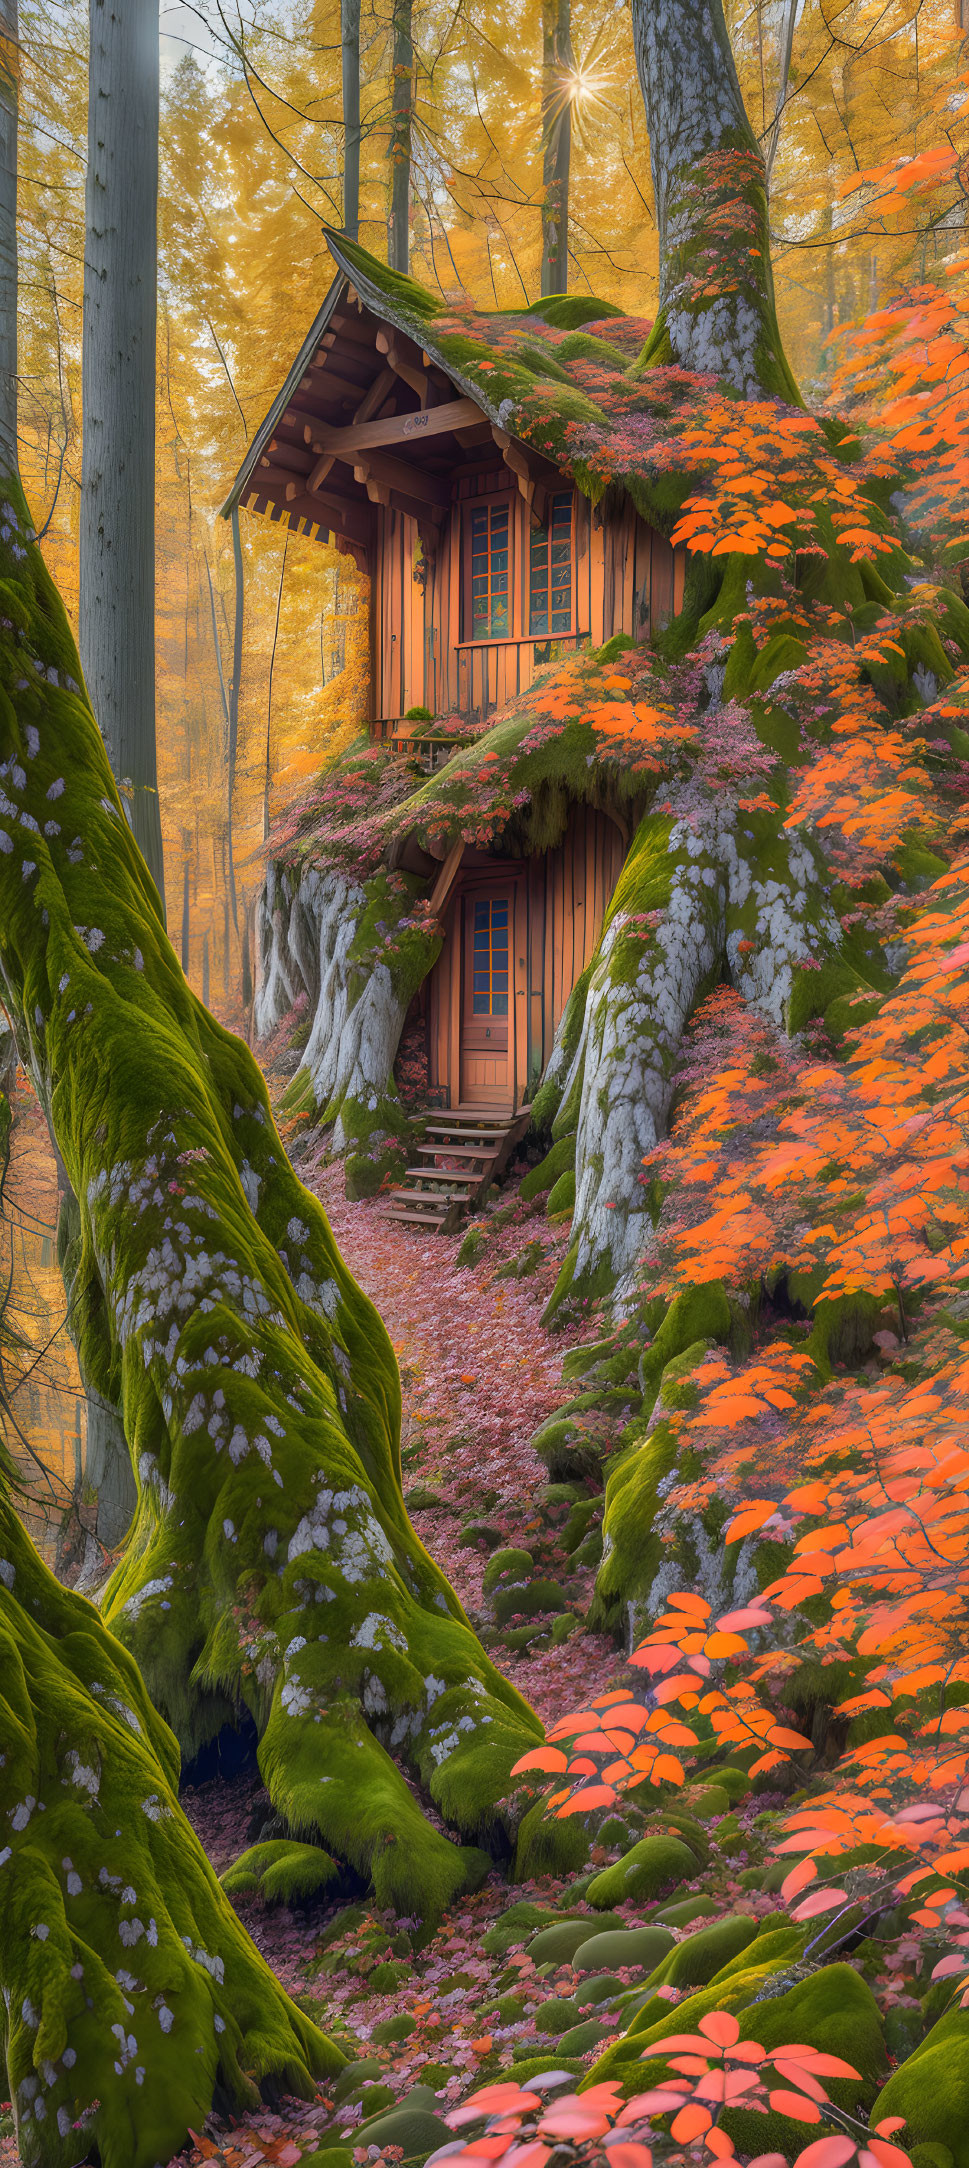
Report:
219,269,347,526
221,233,664,559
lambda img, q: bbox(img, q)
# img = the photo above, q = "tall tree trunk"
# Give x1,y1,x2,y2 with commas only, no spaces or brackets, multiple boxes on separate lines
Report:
79,0,165,908
389,0,413,272
0,5,338,2153
540,0,572,296
342,0,361,239
0,0,15,478
631,0,801,400
180,826,191,970
263,534,287,843
762,0,798,191
227,504,243,929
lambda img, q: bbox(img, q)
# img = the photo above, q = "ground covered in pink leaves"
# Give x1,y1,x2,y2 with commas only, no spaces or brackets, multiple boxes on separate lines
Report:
159,1154,630,2168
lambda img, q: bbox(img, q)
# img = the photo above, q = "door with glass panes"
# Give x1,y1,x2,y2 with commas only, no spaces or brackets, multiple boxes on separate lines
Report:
460,883,519,1106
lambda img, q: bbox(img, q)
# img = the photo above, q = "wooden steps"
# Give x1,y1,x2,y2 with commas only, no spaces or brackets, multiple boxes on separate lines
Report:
382,1105,531,1232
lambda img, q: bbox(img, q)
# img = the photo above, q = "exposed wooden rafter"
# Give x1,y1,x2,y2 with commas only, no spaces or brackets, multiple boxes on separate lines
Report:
350,447,450,508
375,327,429,403
307,367,399,494
309,396,482,463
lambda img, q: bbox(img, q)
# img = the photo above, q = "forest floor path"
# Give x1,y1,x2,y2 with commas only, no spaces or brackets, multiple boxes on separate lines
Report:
167,1140,644,2168
299,1144,615,1727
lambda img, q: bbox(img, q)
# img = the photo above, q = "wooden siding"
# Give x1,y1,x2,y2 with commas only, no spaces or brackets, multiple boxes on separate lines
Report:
427,804,626,1109
371,468,687,725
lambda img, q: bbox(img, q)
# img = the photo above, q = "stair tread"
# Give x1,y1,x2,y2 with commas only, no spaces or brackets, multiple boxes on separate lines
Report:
383,1208,452,1227
415,1143,495,1161
391,1186,471,1205
425,1120,513,1133
424,1129,506,1142
404,1168,476,1184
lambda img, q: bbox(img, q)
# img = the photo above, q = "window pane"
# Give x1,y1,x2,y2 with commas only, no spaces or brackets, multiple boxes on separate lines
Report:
492,993,508,1015
472,992,489,1014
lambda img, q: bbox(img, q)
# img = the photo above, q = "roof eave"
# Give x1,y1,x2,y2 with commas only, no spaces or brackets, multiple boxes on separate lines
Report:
321,230,510,436
218,263,349,521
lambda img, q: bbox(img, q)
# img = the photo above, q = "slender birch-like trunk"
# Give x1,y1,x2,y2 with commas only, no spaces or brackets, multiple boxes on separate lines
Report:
389,0,413,271
540,0,572,295
342,0,361,238
79,0,165,906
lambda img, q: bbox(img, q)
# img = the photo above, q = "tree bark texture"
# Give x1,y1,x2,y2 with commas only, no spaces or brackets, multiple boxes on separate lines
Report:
341,0,361,240
389,0,413,273
630,0,800,398
0,1335,335,2168
0,493,541,1934
79,0,166,907
540,0,572,296
0,0,16,476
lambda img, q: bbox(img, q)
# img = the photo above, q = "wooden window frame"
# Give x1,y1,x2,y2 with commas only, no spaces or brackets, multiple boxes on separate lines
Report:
528,489,575,639
463,492,513,644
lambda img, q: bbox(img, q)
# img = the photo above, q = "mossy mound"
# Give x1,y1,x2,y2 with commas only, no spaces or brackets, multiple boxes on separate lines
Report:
645,1911,760,1991
873,2004,969,2168
352,2103,453,2161
572,1924,675,1974
220,1838,339,1906
585,1833,701,1908
527,1914,625,1964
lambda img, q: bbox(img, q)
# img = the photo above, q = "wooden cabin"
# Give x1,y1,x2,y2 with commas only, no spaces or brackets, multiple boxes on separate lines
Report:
223,238,685,1116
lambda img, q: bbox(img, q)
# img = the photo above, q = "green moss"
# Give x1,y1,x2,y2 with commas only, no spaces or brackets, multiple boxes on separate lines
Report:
646,1913,760,1992
547,1169,576,1217
584,1834,701,1910
0,469,544,1956
588,1958,884,2142
527,1915,624,1965
482,1545,534,1594
352,2104,453,2161
873,2004,969,2168
520,1132,576,1201
220,1839,339,1905
573,1924,676,1974
0,1494,340,2168
515,1796,593,1880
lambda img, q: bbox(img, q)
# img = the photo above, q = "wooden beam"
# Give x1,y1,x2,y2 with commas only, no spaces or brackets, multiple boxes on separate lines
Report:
294,367,367,404
254,466,371,540
308,396,481,460
492,426,533,507
428,839,465,916
349,447,450,507
375,327,428,402
307,368,399,494
330,310,379,346
260,446,311,477
453,421,493,449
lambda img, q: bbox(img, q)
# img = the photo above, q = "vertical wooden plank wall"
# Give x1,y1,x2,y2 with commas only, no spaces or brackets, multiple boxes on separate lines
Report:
372,483,685,725
426,807,626,1106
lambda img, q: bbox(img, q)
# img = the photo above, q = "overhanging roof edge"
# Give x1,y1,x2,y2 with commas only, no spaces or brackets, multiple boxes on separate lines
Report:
218,264,348,520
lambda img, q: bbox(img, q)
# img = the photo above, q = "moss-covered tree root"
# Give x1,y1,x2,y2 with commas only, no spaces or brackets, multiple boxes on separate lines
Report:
0,477,542,1928
0,1486,337,2168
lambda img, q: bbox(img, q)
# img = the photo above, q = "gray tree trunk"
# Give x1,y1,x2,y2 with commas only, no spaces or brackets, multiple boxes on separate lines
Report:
389,0,413,272
342,0,361,239
631,0,800,400
541,0,572,296
79,0,165,908
0,0,15,476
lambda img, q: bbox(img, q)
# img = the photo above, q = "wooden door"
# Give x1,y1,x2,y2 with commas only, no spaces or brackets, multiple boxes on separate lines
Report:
460,884,517,1107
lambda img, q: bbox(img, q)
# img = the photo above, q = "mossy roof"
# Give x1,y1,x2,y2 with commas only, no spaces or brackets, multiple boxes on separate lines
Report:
221,231,703,532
